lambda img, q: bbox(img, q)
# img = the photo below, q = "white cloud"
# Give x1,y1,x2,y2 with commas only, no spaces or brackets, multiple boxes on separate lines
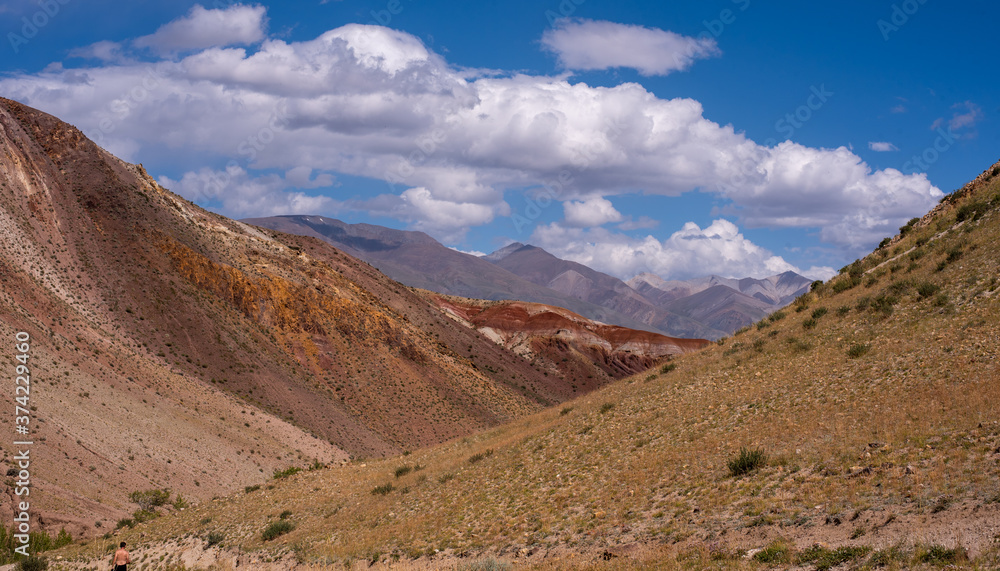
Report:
69,41,127,62
158,165,336,217
541,19,719,76
563,197,623,227
868,141,898,152
134,4,267,53
0,14,941,255
448,246,487,257
530,219,835,281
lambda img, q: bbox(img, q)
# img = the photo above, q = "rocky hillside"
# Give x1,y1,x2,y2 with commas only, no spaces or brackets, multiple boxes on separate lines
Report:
51,159,1000,569
0,98,666,538
428,293,708,398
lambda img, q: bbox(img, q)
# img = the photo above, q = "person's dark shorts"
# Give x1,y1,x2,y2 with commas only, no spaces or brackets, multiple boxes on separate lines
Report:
114,565,127,571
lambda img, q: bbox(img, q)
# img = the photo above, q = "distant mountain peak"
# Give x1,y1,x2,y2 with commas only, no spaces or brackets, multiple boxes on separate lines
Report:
483,242,528,262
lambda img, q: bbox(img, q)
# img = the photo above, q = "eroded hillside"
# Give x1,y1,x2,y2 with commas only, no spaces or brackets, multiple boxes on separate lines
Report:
49,160,1000,570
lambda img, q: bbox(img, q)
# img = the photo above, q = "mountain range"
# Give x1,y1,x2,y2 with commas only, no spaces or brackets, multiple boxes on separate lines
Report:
0,98,703,536
244,216,814,340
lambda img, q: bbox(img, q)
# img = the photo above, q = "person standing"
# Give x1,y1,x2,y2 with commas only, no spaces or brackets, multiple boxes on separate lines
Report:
112,541,131,571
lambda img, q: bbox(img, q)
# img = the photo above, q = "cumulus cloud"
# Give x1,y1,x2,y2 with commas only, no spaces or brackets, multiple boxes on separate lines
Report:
158,165,336,217
563,197,623,227
530,219,835,281
541,19,719,76
868,141,898,152
134,4,267,53
0,11,941,254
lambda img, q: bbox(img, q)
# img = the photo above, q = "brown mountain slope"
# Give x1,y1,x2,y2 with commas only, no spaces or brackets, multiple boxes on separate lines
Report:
56,161,1000,569
428,294,709,398
0,98,587,534
242,215,671,336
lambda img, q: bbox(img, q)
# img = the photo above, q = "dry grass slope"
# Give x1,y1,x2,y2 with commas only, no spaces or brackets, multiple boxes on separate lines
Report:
47,161,1000,569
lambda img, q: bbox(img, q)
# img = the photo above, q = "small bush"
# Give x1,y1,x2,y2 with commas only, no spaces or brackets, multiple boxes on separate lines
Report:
468,449,494,463
847,343,871,358
836,305,850,316
599,403,615,414
261,520,295,541
752,338,766,352
802,318,817,329
660,363,676,374
728,447,767,477
116,518,135,530
279,510,293,520
855,296,871,311
956,201,988,222
811,307,828,319
560,406,573,415
915,544,967,565
371,483,394,496
798,545,870,570
916,282,940,299
244,484,260,494
272,466,302,479
753,541,790,563
394,465,413,479
205,531,224,547
129,488,171,511
768,310,786,322
16,555,48,571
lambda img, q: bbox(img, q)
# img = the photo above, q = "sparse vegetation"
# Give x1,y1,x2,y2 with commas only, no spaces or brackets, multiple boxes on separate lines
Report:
261,520,295,541
847,343,871,358
727,446,767,477
370,483,394,496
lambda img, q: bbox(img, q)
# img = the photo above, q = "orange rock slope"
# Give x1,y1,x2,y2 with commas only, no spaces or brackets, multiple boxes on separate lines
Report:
430,295,710,397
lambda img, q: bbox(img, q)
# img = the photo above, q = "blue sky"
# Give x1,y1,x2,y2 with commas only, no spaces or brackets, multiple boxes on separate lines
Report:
2,0,996,280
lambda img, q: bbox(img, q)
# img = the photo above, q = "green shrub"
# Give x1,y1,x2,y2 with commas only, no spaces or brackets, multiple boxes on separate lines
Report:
468,449,494,463
244,485,260,494
660,363,676,374
599,403,615,414
752,338,766,352
802,318,817,329
798,545,870,570
115,518,135,530
915,544,967,565
847,343,871,358
836,305,850,316
279,510,293,520
16,555,47,571
728,447,767,477
899,217,920,236
916,282,940,299
129,488,170,511
261,520,295,541
560,406,573,415
205,531,224,547
371,483,394,496
768,310,786,322
272,466,302,479
394,465,413,479
753,541,790,563
855,296,871,311
811,307,828,319
955,201,988,222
